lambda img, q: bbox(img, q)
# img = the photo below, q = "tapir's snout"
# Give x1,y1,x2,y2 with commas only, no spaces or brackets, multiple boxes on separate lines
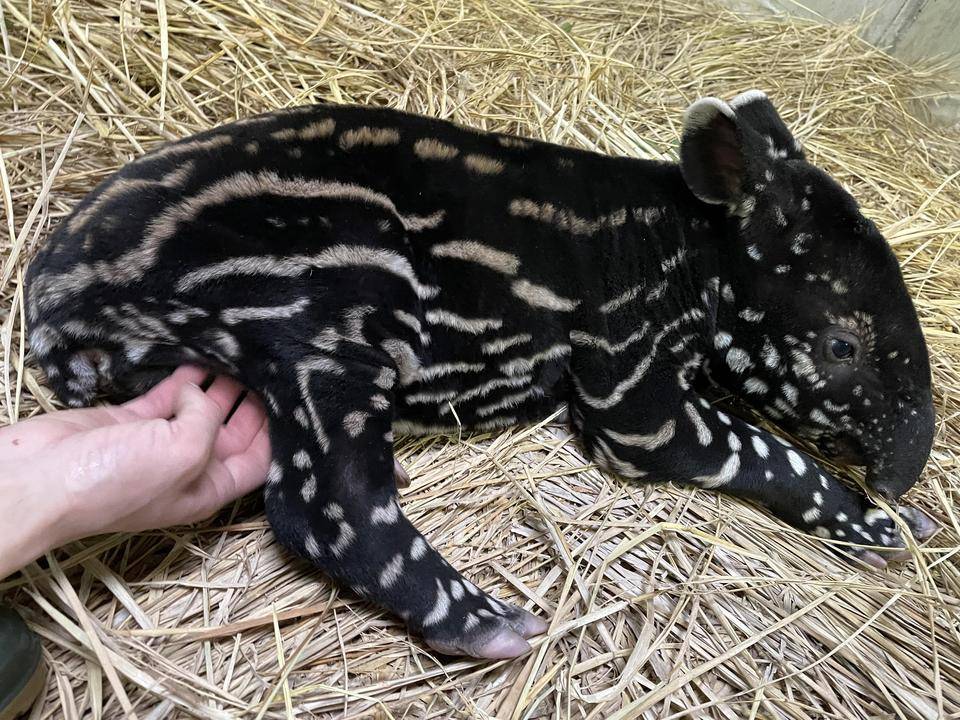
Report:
865,394,936,502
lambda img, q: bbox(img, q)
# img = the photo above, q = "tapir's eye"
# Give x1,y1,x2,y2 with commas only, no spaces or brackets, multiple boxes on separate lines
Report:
822,332,860,363
830,339,854,359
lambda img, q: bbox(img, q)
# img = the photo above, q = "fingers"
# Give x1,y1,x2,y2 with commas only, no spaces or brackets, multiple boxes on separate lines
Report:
124,367,259,437
113,368,271,527
223,420,272,496
178,431,271,523
215,391,268,459
164,381,225,475
174,382,272,519
123,366,208,419
203,376,248,424
126,366,270,486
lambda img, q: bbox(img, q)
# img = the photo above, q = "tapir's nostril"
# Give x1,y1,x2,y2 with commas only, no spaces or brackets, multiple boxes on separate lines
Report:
874,484,899,504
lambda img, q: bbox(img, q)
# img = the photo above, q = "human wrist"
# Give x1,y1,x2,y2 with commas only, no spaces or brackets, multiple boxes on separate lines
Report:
0,461,72,579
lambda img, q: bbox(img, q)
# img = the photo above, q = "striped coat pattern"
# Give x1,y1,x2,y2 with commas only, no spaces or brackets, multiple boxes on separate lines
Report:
25,91,936,658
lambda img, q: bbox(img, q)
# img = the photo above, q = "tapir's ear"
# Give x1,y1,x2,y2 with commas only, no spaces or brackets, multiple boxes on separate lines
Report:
729,89,804,160
680,97,746,205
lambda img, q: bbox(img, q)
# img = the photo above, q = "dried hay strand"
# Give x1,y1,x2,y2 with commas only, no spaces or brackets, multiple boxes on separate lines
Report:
0,0,958,717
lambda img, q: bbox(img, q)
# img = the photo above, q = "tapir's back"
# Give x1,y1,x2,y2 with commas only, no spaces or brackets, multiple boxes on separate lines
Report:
25,103,660,421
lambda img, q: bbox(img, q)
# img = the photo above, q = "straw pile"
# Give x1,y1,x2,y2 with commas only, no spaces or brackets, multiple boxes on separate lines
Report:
1,1,958,718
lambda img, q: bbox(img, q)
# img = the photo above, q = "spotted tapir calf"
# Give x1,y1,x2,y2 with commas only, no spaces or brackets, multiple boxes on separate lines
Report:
25,90,937,659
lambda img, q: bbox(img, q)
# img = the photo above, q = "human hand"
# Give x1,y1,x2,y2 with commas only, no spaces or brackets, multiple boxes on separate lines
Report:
0,366,271,578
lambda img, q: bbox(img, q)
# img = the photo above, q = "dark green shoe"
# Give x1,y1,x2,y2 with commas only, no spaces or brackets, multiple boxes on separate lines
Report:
0,605,45,720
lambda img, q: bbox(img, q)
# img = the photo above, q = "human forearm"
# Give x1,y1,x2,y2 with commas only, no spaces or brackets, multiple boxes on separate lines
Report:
0,463,68,579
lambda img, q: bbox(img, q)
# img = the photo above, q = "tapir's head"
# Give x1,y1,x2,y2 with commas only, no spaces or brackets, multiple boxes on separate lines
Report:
680,90,934,501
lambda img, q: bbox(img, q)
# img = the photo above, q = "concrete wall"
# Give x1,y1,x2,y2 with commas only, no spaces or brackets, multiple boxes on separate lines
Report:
723,0,959,126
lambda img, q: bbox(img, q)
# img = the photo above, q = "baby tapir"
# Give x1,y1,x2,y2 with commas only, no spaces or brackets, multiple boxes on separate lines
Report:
25,90,937,659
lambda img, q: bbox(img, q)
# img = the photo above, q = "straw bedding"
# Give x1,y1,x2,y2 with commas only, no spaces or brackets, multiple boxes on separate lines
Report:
1,1,958,718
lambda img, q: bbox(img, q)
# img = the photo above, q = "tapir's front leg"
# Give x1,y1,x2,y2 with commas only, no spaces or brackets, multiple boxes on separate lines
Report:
261,354,546,659
572,380,935,568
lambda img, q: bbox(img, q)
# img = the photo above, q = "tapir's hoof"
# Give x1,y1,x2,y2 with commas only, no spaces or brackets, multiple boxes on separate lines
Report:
394,459,411,489
899,506,938,541
423,604,548,659
853,506,937,569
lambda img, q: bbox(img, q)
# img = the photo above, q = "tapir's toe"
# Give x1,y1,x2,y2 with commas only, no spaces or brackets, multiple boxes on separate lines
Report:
850,506,937,569
899,506,938,541
856,549,892,569
511,608,549,638
422,600,548,660
472,629,531,659
393,459,411,489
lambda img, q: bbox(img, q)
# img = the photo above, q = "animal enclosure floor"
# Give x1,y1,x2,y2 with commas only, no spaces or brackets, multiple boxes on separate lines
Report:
1,1,959,718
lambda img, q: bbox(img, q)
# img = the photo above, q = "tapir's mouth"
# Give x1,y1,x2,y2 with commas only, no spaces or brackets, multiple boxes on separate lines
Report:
817,433,867,466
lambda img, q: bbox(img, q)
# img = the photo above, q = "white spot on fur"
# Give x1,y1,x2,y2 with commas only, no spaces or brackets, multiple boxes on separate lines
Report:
726,347,753,373
301,475,317,503
802,507,820,523
781,383,799,406
791,233,811,255
809,408,834,427
463,154,504,175
744,377,769,395
323,503,344,521
790,349,816,379
379,554,404,588
293,450,311,470
423,580,451,626
410,536,427,560
304,533,321,558
343,410,370,437
787,450,807,475
374,366,397,389
267,461,283,486
371,499,400,525
760,338,780,369
752,436,769,458
330,521,356,557
684,401,713,446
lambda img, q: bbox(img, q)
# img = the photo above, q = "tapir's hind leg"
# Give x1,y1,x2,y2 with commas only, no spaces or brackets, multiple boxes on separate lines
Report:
261,355,547,659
